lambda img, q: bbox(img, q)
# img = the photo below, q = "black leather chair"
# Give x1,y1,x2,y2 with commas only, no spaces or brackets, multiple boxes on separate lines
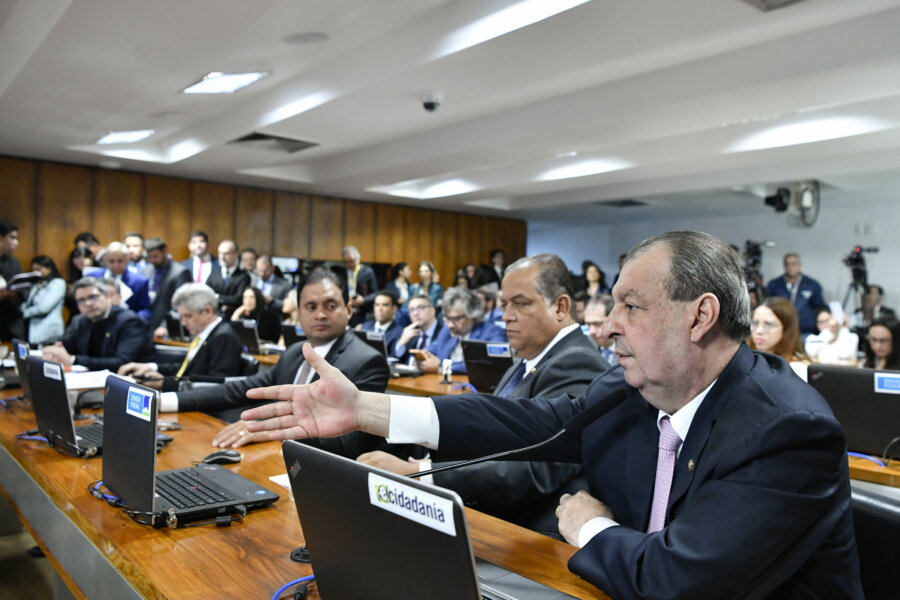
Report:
239,354,259,376
851,481,900,600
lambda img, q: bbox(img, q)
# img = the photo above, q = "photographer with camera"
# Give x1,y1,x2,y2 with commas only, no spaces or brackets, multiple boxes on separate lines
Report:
765,253,828,336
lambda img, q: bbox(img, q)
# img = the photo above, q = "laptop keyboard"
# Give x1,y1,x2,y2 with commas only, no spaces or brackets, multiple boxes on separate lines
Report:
75,423,104,448
155,468,236,509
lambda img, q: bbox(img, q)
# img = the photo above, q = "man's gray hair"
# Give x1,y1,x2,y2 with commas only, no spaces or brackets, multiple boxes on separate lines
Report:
172,283,219,312
625,231,751,342
341,246,360,260
72,277,106,296
99,277,121,295
587,293,614,316
504,253,576,317
442,286,484,321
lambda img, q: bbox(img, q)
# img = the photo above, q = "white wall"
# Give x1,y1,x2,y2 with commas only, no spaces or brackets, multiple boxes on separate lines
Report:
528,200,900,312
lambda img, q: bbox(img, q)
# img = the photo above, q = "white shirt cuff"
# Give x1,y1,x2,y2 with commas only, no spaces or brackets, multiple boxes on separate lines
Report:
386,394,440,449
416,460,434,485
159,392,179,413
577,517,619,548
148,362,159,372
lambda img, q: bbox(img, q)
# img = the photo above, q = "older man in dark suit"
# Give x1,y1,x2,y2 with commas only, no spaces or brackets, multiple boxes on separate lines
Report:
143,237,192,336
42,277,154,371
205,239,251,316
360,254,608,535
243,231,863,599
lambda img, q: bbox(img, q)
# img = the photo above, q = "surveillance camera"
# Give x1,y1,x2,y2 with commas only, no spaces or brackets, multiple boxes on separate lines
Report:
421,92,443,112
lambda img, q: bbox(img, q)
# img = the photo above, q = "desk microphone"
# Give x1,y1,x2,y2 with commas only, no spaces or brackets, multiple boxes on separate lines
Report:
409,389,627,479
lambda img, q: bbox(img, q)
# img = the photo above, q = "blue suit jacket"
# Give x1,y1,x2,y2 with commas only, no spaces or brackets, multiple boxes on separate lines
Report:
765,274,827,334
431,345,862,598
426,320,507,374
360,319,403,356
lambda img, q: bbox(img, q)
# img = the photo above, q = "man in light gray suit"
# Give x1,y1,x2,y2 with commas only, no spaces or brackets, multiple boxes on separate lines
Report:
359,253,609,535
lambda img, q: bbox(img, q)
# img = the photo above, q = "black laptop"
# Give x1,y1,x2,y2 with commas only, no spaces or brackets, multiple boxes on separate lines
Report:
101,375,279,527
281,441,574,600
462,340,514,393
808,364,900,456
233,319,284,355
26,356,104,457
4,338,30,392
282,323,307,347
164,311,189,341
352,329,422,377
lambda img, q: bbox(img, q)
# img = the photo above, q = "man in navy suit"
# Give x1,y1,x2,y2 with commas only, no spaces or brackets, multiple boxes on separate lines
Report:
242,231,862,599
180,230,219,285
42,277,154,371
392,294,442,363
87,242,152,321
418,286,507,374
357,290,403,356
205,239,251,316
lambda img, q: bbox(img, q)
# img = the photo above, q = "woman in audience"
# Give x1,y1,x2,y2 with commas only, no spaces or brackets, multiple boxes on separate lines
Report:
409,261,444,309
386,262,412,307
21,256,66,345
748,296,811,380
277,288,302,346
231,287,280,342
578,260,608,296
863,316,900,370
804,307,859,365
67,246,93,282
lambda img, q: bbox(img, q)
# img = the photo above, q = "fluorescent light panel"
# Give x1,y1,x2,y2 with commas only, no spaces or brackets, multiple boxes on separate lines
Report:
96,129,154,145
726,116,891,152
434,0,590,58
538,158,631,181
369,178,480,199
182,71,268,94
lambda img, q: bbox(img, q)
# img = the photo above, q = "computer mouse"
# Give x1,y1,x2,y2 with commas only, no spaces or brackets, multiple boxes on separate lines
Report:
202,449,242,465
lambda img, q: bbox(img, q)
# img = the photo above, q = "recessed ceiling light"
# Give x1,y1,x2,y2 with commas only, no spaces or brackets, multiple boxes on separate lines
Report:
283,32,329,45
538,158,631,181
433,0,590,58
725,116,891,152
96,129,155,145
182,71,269,95
368,178,480,199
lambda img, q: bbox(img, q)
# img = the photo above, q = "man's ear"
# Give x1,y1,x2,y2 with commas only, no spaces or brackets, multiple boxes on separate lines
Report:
690,293,720,343
555,295,572,322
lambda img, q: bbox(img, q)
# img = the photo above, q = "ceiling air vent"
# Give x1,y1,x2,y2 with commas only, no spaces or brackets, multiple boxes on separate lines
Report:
596,199,648,208
228,132,318,154
740,0,806,12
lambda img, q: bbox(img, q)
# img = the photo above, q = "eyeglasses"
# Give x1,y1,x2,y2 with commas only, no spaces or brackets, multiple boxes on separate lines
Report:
408,304,431,313
75,293,102,306
750,319,780,332
442,314,466,324
867,336,892,346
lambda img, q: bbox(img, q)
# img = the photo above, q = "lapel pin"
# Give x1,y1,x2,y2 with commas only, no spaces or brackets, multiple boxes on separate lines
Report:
687,459,695,471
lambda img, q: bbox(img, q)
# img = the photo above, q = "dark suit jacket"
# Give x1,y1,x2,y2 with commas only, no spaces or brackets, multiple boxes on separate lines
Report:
157,319,242,380
433,327,609,535
61,306,155,371
145,260,191,330
348,264,378,326
360,319,403,356
430,344,862,599
180,256,220,285
393,320,443,363
256,274,292,311
206,265,251,313
427,320,507,373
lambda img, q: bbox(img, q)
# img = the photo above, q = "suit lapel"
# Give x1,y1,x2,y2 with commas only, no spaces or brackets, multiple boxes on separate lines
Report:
495,358,523,393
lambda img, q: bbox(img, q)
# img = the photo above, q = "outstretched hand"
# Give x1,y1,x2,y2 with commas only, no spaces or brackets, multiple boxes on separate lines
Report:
241,343,366,442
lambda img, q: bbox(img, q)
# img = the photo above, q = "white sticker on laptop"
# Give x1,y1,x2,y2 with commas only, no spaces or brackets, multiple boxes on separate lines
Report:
368,473,456,537
874,371,900,395
125,386,154,421
43,362,62,381
486,343,511,358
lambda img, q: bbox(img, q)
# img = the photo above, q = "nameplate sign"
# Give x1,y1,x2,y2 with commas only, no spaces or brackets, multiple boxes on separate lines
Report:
368,473,455,536
125,386,153,421
874,372,900,395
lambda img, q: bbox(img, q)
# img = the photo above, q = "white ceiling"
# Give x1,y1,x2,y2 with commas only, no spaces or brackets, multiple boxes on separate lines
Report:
2,0,900,226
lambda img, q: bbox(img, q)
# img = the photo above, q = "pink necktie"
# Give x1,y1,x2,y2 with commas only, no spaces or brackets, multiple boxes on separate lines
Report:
647,416,681,533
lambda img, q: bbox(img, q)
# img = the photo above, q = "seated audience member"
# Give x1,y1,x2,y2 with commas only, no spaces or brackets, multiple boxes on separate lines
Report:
417,286,506,374
181,230,218,285
464,263,477,280
206,239,251,316
393,294,442,364
254,255,292,311
144,236,191,336
584,293,616,365
231,287,281,343
42,277,154,371
454,271,470,288
0,219,23,341
85,242,152,321
357,290,402,355
118,284,242,391
74,232,105,268
409,261,444,309
21,256,66,345
748,296,811,380
862,316,900,370
123,231,147,274
277,288,303,346
474,284,504,328
573,290,589,325
385,262,412,307
468,264,500,292
360,253,609,535
577,260,608,296
67,246,94,282
854,284,896,329
241,230,863,599
805,307,859,365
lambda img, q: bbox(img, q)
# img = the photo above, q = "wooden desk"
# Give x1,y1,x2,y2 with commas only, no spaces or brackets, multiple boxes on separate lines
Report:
387,372,472,396
155,336,280,366
849,455,900,489
0,387,602,599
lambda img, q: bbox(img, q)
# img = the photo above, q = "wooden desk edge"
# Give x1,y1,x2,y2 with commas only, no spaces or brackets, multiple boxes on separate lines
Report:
848,455,900,488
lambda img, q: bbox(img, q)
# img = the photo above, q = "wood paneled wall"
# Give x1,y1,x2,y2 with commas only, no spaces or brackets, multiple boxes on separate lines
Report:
0,156,527,287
